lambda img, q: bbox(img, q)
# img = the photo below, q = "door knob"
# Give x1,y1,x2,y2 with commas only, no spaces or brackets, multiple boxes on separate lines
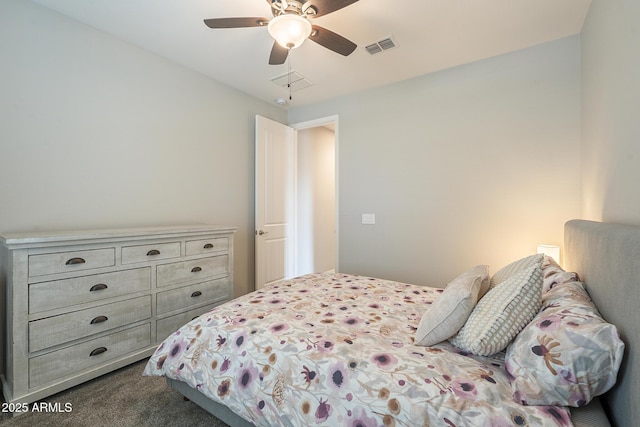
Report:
257,230,268,235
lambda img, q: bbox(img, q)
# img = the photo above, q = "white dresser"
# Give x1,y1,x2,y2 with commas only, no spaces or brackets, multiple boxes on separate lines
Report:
0,225,236,406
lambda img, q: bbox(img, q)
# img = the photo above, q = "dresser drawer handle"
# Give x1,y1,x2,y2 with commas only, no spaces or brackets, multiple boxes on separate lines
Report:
89,283,108,292
203,243,214,249
191,266,202,273
65,257,86,266
191,291,202,298
90,315,109,325
89,347,108,357
146,249,161,256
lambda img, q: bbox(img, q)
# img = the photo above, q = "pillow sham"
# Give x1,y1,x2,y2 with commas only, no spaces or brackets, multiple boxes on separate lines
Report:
505,280,625,407
541,255,579,293
489,253,544,289
415,265,489,346
450,262,543,356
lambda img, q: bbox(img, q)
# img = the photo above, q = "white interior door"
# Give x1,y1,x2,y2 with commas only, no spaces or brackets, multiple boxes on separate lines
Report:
255,115,296,290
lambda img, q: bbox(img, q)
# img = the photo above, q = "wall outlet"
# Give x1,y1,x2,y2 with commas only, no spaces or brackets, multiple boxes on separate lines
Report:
361,213,376,225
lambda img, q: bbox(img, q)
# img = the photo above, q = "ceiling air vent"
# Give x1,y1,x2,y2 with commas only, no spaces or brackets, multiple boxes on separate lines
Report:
270,71,313,92
365,36,397,55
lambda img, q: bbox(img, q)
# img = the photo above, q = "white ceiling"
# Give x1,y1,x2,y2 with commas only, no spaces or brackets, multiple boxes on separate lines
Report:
32,0,591,108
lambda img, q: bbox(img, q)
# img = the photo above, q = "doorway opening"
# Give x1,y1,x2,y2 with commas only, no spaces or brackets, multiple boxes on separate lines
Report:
292,117,338,276
254,114,337,290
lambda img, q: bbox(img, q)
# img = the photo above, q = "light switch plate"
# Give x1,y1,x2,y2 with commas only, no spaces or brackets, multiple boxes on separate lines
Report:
361,213,376,225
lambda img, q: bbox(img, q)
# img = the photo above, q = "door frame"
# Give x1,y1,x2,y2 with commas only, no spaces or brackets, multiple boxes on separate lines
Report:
290,115,340,274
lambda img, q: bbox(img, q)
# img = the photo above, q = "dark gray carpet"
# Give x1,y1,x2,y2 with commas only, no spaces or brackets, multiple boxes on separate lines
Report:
0,359,230,426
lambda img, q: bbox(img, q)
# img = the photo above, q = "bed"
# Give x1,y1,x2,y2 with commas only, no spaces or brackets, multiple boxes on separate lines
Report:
144,219,636,426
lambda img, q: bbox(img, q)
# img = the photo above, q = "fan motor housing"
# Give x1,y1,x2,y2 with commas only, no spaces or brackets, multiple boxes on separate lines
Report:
271,1,316,18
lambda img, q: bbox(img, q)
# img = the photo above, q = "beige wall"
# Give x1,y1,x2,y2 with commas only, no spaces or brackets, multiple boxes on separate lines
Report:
581,0,640,225
289,37,582,286
0,0,287,297
7,0,636,293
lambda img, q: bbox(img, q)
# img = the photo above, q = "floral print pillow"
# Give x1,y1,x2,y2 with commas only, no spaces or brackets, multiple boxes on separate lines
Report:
541,255,579,293
504,279,625,407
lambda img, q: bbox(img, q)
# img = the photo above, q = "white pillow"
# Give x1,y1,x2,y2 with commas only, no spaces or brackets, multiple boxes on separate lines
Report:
415,265,489,346
449,263,543,356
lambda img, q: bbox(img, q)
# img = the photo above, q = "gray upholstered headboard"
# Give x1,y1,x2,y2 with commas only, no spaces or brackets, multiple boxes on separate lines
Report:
564,220,639,427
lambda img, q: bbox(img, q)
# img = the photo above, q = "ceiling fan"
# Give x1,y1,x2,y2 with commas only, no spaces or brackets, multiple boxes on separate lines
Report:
204,0,359,65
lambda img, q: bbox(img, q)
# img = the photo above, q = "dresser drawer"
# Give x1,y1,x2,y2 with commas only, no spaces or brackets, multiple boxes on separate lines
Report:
29,268,151,314
156,305,218,343
185,237,229,256
121,242,181,265
156,278,229,315
29,248,115,277
29,296,151,352
29,324,151,388
156,255,228,287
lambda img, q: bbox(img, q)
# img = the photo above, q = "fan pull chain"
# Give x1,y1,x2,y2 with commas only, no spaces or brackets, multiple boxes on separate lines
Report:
287,49,293,101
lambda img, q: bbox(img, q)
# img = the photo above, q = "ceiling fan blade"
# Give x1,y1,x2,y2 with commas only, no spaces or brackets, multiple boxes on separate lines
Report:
269,41,289,65
305,0,359,17
309,25,356,56
203,17,269,29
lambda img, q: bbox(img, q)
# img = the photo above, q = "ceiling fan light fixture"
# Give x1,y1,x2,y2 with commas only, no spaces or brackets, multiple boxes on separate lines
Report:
268,14,312,49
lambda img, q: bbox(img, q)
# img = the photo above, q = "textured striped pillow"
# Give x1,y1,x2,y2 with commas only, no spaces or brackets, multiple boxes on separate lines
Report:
489,253,544,289
450,263,543,356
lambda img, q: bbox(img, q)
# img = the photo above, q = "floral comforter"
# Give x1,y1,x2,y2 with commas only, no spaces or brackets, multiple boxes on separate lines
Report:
144,273,572,426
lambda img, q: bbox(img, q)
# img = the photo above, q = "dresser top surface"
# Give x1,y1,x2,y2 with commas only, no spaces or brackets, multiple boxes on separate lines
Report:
1,224,237,248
